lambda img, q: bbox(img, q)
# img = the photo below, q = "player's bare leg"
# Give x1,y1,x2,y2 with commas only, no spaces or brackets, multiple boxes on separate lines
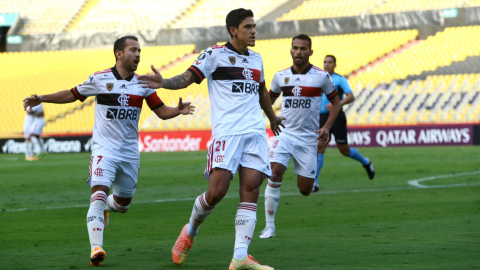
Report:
230,166,272,269
297,175,315,196
88,185,132,266
260,162,286,238
172,168,231,265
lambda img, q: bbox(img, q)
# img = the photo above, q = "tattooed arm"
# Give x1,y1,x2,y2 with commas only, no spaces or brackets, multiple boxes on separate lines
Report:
138,65,195,90
162,71,195,90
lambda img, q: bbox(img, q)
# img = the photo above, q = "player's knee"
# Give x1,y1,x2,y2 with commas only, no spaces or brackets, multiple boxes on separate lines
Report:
270,174,282,183
299,187,312,196
206,191,226,205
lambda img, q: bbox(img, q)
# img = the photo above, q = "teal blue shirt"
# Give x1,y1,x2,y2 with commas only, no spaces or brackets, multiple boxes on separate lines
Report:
320,73,352,114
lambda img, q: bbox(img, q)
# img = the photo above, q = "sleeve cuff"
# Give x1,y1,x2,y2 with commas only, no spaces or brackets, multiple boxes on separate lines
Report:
187,66,205,84
326,90,338,101
71,87,87,102
269,90,280,97
259,81,265,88
150,103,165,110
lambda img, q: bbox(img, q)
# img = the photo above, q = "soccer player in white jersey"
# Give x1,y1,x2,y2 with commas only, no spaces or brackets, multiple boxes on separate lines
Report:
139,8,285,270
23,106,37,161
23,36,194,266
259,34,341,239
30,104,46,157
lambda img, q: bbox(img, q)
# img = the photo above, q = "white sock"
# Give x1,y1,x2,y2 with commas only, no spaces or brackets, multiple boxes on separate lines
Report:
104,194,129,213
25,141,33,157
31,136,40,155
233,202,257,259
264,179,281,229
87,191,107,251
187,192,215,237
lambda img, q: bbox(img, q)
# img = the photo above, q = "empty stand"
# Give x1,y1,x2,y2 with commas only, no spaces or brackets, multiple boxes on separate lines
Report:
170,0,289,29
348,26,480,88
372,0,467,14
278,0,383,21
67,0,196,33
15,0,85,35
0,44,194,135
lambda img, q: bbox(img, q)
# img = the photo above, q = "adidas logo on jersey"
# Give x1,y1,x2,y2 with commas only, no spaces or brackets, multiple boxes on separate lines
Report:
242,58,249,64
295,77,301,81
120,84,127,90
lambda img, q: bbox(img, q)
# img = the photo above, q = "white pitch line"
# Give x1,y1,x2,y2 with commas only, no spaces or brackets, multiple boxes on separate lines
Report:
407,171,480,188
3,173,480,213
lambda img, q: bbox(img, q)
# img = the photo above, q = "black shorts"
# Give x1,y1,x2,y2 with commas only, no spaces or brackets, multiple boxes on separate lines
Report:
320,111,348,144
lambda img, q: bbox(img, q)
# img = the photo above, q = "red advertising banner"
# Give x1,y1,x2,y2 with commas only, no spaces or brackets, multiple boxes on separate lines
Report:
138,130,275,152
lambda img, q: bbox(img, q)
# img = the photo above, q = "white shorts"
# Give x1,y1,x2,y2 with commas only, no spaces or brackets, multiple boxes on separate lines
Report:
31,117,45,136
269,136,317,179
204,132,272,180
87,155,139,198
24,114,34,139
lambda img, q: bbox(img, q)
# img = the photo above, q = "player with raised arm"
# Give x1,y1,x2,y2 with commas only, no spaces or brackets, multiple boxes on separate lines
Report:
312,55,374,192
139,8,284,270
259,34,341,239
23,36,194,266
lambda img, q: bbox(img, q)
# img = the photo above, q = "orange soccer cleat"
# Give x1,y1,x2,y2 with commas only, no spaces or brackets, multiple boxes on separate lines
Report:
229,255,274,270
90,247,106,266
172,224,195,265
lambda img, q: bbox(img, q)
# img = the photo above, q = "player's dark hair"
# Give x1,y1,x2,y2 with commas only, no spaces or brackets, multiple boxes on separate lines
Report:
113,36,138,60
226,8,254,38
292,34,312,49
325,54,337,64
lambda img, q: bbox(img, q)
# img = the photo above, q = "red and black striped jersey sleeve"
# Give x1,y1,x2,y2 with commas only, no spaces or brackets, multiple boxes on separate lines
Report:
187,65,206,84
326,90,338,101
145,91,164,110
71,86,87,102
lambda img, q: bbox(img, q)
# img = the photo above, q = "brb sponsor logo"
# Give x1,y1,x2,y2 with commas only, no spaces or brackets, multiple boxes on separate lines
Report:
106,108,138,120
285,98,311,108
231,82,258,94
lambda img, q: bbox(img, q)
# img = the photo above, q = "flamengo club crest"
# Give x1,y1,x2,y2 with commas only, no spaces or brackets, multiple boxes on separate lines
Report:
292,85,302,96
243,66,253,80
118,93,129,106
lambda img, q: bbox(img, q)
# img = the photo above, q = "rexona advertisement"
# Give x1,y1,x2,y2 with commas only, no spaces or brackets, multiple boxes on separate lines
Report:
1,136,92,154
0,124,477,154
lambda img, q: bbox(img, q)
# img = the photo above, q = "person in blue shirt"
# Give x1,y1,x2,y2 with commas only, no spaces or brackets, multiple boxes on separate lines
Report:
312,55,374,192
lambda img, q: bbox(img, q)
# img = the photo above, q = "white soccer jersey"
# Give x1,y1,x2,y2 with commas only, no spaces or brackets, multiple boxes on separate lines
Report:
31,104,44,114
71,66,164,162
269,64,337,145
187,42,267,139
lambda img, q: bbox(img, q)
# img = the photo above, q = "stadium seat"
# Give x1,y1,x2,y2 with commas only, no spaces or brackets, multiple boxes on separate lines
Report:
0,44,194,136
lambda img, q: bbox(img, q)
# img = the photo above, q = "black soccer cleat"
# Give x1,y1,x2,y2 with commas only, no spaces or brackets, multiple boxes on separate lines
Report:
363,158,375,180
312,184,320,193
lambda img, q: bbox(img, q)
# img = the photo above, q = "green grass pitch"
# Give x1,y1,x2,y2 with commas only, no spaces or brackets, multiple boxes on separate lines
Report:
1,146,479,269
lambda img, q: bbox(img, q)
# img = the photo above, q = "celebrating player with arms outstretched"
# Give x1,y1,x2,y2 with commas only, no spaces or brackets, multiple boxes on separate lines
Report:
139,8,284,270
23,36,194,266
259,34,341,239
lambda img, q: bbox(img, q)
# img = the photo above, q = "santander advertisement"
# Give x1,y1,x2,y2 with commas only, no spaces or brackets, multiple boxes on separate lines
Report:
138,124,474,152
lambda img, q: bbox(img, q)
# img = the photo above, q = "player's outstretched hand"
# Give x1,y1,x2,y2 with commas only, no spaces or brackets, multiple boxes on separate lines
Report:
23,95,42,111
178,97,195,115
315,127,330,145
138,65,164,89
270,116,286,136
